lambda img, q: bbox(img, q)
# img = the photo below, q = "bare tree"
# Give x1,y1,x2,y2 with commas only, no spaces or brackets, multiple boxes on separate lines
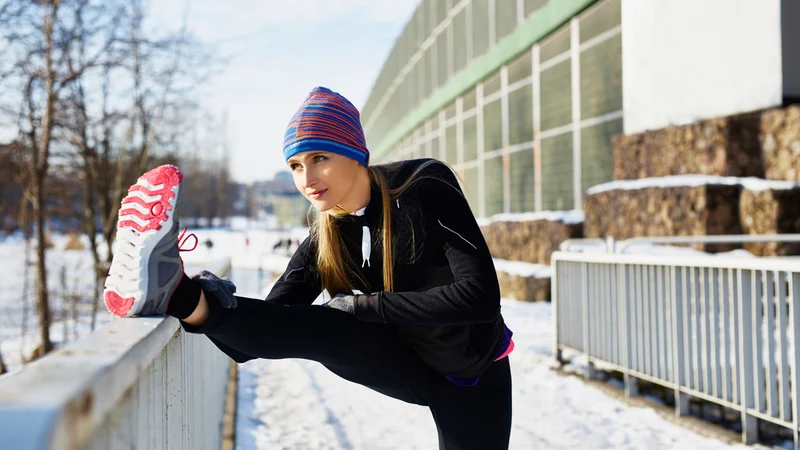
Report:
2,0,120,356
59,0,217,327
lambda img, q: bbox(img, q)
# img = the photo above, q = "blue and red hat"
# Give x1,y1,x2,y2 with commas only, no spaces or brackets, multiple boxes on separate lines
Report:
283,86,370,167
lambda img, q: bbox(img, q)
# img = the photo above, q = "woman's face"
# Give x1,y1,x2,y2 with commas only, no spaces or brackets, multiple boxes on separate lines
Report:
287,151,362,212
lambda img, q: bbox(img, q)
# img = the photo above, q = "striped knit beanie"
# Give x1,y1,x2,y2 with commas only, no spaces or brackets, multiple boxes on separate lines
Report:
283,86,370,167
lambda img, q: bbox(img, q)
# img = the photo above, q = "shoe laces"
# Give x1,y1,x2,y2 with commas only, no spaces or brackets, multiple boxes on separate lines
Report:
178,226,198,252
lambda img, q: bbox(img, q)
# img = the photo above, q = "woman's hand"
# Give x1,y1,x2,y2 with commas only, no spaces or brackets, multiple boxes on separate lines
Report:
321,294,355,314
192,270,238,309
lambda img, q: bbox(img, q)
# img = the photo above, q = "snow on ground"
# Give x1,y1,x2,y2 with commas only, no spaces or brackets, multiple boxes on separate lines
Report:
0,233,115,372
0,222,776,449
232,285,759,449
493,258,552,278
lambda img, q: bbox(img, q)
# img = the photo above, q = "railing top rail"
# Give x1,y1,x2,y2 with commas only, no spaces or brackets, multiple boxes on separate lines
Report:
0,258,231,450
618,234,800,252
551,251,800,272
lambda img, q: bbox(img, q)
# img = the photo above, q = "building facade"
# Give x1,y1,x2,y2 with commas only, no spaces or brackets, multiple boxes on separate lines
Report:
362,0,623,216
361,0,797,218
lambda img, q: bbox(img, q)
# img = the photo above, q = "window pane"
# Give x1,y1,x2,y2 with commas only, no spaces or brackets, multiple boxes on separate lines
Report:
430,137,440,160
437,31,449,87
524,0,547,17
485,156,505,216
540,60,572,131
580,34,622,119
581,118,622,192
541,133,574,210
508,50,532,85
445,102,457,120
463,88,477,112
508,84,533,145
472,0,491,58
540,26,570,62
446,125,458,164
510,150,535,212
483,99,503,152
463,115,478,162
436,0,447,30
453,8,468,74
463,166,480,214
427,40,438,93
495,0,518,42
484,71,502,97
579,0,621,43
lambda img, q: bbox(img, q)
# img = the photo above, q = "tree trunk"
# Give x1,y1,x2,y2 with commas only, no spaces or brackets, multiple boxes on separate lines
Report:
32,179,53,353
0,348,7,375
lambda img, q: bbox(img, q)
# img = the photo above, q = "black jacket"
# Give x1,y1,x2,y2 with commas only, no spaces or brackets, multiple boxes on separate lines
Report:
266,159,506,378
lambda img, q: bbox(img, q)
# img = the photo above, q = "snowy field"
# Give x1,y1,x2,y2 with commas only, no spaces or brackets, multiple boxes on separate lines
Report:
0,219,775,448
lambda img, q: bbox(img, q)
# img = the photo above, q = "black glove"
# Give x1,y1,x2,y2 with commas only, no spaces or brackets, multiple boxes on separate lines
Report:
321,294,356,315
192,270,238,309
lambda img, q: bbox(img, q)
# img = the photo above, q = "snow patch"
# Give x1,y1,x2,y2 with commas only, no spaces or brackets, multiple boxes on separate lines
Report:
476,210,585,227
588,174,800,195
493,259,552,278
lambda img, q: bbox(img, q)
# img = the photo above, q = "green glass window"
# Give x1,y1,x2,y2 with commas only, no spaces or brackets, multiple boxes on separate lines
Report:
485,156,505,216
541,133,574,210
483,99,503,152
540,60,572,131
510,150,535,212
463,115,478,162
508,85,533,146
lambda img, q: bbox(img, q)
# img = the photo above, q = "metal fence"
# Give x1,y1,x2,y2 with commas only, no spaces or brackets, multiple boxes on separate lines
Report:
552,251,800,445
0,259,233,450
560,233,800,254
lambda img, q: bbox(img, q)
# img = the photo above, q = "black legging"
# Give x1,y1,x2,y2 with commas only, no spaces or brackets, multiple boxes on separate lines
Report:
181,294,512,450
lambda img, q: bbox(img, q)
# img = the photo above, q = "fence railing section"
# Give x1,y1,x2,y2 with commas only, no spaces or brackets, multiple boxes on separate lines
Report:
0,259,233,450
552,251,800,445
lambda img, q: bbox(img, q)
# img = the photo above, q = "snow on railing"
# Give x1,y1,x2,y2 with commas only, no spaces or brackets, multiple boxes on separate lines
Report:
552,251,800,445
0,259,233,450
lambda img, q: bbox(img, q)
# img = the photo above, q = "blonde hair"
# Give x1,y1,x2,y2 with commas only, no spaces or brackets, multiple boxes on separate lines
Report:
310,160,459,295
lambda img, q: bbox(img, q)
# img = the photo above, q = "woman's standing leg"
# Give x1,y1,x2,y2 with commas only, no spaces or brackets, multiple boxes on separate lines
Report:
426,358,512,450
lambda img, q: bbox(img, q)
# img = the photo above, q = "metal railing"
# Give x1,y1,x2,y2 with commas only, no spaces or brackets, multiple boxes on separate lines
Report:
559,234,800,254
552,251,800,445
0,259,234,450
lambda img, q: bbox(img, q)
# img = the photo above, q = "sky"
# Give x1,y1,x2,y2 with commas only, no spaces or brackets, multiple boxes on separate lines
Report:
149,0,421,183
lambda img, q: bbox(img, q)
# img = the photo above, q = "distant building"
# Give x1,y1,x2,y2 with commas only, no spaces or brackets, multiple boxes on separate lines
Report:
250,173,308,227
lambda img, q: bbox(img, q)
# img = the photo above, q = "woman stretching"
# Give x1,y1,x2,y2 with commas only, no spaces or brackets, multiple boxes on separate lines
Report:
103,86,514,449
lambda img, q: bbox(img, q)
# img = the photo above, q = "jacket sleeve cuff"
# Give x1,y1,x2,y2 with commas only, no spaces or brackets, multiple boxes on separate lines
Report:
354,292,385,323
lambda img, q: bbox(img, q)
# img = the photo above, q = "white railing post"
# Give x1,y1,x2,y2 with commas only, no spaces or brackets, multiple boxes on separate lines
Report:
582,262,596,380
620,263,637,397
738,269,758,444
553,259,562,364
789,273,800,447
672,266,689,416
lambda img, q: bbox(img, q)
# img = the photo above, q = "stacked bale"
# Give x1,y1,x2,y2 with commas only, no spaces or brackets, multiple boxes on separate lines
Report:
740,186,800,256
583,182,742,253
495,270,551,302
760,105,800,181
480,214,583,266
613,113,764,180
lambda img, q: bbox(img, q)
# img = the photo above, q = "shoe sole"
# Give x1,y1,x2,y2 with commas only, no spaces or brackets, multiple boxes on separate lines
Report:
103,166,183,317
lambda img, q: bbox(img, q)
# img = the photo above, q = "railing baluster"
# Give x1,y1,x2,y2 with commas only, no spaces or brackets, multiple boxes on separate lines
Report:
778,271,791,422
766,270,779,418
754,271,765,414
721,268,732,403
788,273,800,446
739,269,758,443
